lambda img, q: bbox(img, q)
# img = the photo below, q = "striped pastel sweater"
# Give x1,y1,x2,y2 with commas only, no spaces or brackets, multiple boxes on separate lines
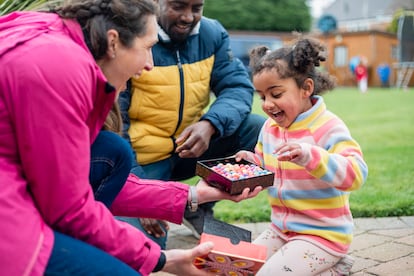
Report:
249,95,368,254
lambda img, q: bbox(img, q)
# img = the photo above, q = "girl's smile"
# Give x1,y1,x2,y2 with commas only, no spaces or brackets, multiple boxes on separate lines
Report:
254,70,313,128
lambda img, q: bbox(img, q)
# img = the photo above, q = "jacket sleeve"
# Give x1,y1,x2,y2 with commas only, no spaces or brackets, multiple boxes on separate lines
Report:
201,19,255,137
118,81,147,177
294,119,368,192
110,174,188,224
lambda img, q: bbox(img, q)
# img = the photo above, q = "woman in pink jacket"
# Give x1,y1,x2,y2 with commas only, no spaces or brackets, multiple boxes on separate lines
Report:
0,1,261,275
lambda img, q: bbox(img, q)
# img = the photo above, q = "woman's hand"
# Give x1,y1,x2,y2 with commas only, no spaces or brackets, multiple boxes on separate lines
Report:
195,179,262,205
162,242,214,275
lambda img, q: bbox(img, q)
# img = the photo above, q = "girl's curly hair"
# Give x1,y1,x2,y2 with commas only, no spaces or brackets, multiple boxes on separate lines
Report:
249,35,336,95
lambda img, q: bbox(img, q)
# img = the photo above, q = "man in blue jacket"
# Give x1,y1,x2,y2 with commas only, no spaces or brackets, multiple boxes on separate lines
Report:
119,0,265,247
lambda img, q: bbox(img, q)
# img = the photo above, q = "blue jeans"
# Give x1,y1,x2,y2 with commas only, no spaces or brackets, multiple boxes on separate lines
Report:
45,231,140,275
90,130,133,208
129,113,266,245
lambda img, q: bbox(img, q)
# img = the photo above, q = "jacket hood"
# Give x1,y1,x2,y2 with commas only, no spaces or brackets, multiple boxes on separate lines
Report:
0,11,61,58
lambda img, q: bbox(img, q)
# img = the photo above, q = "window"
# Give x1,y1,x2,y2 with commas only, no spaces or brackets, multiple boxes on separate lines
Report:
391,45,398,60
334,46,348,67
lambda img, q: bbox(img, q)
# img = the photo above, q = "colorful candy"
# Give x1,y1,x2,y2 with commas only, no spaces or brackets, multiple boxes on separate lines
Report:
211,163,271,181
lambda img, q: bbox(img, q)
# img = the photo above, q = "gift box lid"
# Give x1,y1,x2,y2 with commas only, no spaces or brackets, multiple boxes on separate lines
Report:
200,233,267,261
193,217,267,275
194,233,267,275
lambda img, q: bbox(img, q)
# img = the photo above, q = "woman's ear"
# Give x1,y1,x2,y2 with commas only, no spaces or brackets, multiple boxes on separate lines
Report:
106,29,119,59
302,78,314,97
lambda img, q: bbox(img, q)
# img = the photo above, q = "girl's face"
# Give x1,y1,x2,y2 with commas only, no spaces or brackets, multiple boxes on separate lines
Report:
253,69,314,128
98,15,159,94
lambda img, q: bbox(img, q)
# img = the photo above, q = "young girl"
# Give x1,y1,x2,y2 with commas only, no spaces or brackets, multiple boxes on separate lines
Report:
235,37,368,275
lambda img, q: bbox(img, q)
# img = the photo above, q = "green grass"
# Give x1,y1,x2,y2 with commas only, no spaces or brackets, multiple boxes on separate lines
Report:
186,87,414,223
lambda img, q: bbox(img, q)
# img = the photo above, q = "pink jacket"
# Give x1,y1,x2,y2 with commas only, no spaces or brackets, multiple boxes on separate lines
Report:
0,11,188,276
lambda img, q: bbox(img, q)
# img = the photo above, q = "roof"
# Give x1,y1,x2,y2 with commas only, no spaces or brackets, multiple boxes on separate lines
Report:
322,0,414,21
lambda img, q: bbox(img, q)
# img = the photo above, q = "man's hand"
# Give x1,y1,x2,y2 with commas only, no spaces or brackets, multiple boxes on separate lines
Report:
162,242,214,275
175,121,216,158
139,218,169,238
195,179,262,205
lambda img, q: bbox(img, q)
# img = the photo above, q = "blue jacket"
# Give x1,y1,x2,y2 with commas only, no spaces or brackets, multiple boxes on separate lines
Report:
120,17,254,165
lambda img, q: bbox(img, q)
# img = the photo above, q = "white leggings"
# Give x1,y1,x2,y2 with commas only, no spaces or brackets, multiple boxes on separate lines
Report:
254,226,342,276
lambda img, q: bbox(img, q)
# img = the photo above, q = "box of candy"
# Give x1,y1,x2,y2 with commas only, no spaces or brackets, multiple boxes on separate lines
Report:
196,157,274,195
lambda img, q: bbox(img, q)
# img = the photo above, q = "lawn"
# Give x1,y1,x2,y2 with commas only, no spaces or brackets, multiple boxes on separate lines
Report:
186,87,414,223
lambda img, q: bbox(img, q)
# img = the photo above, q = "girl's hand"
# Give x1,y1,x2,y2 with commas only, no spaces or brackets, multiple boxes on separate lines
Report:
234,150,255,163
273,143,302,161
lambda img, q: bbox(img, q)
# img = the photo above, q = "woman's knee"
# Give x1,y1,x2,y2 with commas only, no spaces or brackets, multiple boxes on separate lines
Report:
93,131,133,167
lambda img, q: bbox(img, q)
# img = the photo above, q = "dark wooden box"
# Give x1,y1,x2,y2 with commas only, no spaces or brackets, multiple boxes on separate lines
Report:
196,157,274,195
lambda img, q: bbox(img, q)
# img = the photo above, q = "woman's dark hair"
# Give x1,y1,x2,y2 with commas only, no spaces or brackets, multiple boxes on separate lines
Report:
249,35,336,95
103,102,122,133
52,0,158,60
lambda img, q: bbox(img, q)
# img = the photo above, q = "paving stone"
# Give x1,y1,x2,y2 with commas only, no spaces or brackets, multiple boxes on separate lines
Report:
350,233,392,252
354,217,408,231
353,227,366,236
395,234,414,246
349,255,379,274
371,228,414,238
353,217,379,231
167,235,197,250
374,217,410,229
255,222,269,230
353,242,414,262
401,216,414,227
365,255,414,276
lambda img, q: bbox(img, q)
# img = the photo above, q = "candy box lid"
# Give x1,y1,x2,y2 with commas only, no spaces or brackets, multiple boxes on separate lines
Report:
193,233,267,275
196,157,274,195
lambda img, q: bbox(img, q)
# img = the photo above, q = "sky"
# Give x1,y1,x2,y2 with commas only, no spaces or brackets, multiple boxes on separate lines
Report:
309,0,336,17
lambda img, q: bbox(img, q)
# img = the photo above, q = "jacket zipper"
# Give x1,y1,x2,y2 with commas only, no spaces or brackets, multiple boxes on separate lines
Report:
172,50,185,149
278,129,289,230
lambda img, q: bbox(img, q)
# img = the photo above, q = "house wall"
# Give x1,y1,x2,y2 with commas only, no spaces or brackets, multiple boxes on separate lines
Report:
228,30,411,87
318,31,400,87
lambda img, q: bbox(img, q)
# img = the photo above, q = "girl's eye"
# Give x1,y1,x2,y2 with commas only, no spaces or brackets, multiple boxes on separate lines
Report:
271,93,282,99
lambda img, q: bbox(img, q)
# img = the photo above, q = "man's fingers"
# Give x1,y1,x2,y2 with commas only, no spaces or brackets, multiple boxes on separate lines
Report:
141,219,166,237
